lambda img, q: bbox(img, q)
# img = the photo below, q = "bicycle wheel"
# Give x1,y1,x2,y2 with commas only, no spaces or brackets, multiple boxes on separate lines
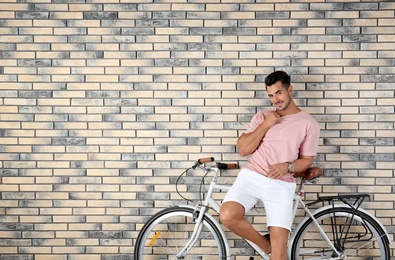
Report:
134,206,228,260
290,207,390,260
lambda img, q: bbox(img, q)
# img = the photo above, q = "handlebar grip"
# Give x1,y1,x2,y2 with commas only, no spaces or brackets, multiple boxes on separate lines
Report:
226,163,239,169
217,162,239,170
198,157,215,164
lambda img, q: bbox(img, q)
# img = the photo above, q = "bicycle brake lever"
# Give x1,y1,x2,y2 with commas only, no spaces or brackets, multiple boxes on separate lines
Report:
191,163,199,170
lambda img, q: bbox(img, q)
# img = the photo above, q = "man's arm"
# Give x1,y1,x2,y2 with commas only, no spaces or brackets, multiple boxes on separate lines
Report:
266,155,315,179
237,111,280,157
289,155,315,173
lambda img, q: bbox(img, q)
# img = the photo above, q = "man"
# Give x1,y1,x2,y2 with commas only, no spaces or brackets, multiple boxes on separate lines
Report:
219,71,320,260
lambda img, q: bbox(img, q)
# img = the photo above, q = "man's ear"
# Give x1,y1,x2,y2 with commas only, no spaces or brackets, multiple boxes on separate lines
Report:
288,84,294,93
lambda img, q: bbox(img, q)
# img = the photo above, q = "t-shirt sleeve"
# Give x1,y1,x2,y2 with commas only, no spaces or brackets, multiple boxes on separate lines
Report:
299,119,320,156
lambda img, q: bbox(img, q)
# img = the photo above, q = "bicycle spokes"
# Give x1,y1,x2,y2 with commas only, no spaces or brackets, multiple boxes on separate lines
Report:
291,207,389,259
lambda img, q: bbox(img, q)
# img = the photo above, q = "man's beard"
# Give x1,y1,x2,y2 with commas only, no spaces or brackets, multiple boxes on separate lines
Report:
274,97,290,111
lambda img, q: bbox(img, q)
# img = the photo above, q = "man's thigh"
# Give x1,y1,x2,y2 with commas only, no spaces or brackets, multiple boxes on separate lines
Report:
263,180,296,231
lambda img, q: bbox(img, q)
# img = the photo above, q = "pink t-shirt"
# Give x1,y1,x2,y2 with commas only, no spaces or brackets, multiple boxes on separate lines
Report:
244,110,320,183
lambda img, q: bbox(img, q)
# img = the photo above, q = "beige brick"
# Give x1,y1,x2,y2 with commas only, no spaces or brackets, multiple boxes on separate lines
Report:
241,3,273,11
358,186,392,193
374,193,395,201
35,255,67,260
0,184,18,191
86,246,118,253
15,43,50,51
19,184,52,191
53,200,86,208
20,27,53,35
376,130,395,138
0,247,17,253
0,35,32,42
0,82,28,90
360,90,393,98
54,153,88,161
86,184,119,191
36,161,70,168
88,153,121,161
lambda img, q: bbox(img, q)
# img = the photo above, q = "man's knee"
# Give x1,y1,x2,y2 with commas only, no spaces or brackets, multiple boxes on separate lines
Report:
219,201,244,227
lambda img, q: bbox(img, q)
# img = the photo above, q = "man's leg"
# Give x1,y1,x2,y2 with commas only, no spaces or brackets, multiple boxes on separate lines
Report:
220,201,271,253
268,226,289,260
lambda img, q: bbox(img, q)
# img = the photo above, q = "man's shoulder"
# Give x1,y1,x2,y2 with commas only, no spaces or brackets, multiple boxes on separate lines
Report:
301,112,320,133
299,111,318,122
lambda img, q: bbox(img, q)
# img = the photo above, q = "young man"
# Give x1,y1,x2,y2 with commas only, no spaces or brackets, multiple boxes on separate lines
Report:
219,71,320,260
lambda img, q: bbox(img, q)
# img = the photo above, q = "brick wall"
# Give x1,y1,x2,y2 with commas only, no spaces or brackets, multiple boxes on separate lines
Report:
0,1,394,259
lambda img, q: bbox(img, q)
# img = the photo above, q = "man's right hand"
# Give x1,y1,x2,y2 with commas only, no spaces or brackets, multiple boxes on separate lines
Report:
263,110,280,128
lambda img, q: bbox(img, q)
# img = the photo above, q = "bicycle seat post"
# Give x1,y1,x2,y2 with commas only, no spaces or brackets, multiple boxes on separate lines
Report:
296,178,307,197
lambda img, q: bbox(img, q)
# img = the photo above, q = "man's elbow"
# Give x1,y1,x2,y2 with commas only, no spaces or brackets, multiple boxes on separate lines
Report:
238,147,250,157
239,151,247,157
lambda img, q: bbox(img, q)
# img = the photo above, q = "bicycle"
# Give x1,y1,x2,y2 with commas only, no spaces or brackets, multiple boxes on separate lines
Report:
134,157,391,259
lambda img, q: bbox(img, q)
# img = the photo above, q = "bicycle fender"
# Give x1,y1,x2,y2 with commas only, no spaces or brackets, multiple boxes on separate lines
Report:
178,204,233,259
288,203,391,253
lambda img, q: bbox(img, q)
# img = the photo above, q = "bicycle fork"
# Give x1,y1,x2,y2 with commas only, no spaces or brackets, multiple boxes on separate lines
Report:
175,205,208,259
176,171,219,259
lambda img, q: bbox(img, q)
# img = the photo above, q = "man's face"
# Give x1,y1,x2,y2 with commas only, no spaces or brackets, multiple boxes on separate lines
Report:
266,81,293,111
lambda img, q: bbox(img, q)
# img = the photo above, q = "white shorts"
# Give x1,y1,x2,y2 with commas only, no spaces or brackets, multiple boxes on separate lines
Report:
223,168,296,231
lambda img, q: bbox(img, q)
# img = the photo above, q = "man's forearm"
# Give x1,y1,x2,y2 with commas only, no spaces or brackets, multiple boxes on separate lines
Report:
291,157,314,173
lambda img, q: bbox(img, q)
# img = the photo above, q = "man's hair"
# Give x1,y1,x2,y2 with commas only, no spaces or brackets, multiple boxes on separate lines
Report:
264,71,291,89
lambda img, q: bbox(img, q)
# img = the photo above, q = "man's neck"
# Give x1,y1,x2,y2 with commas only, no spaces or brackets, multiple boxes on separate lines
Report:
277,101,301,117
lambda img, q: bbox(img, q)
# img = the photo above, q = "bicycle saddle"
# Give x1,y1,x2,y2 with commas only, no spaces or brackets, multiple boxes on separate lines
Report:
294,167,323,180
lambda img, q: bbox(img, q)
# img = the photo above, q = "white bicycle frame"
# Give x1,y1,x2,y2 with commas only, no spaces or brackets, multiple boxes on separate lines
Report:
176,165,390,260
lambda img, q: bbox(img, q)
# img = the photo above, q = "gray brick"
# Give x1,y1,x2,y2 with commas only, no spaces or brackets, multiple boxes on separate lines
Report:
122,153,154,161
190,28,222,35
0,223,33,231
361,154,393,162
102,255,132,260
88,231,122,239
16,11,49,19
0,256,33,260
122,27,154,35
256,11,289,19
360,138,393,146
345,3,378,10
0,44,16,51
326,27,361,35
52,138,85,146
83,12,117,20
105,4,137,11
223,27,256,35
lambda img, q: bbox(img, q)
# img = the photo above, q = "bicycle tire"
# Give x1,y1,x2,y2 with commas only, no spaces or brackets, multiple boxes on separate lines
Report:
290,206,390,260
134,206,228,259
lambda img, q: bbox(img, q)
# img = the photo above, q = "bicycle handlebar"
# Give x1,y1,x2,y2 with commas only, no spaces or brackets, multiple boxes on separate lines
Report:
193,157,239,170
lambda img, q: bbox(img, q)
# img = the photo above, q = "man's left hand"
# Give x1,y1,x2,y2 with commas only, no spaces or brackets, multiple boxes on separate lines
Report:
266,162,288,179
